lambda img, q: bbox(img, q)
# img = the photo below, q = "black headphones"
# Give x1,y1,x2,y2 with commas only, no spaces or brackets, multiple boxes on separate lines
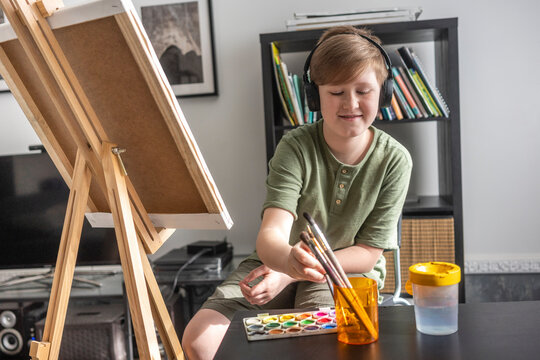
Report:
302,32,394,112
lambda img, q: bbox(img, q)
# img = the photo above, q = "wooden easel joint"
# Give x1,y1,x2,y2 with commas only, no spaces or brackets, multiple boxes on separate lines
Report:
35,0,64,17
111,146,128,175
29,341,51,360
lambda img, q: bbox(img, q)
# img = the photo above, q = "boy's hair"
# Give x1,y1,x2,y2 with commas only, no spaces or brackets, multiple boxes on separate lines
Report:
309,26,388,87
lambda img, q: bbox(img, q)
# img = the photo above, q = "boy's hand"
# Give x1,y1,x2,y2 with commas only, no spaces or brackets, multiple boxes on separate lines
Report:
239,265,294,305
287,242,326,283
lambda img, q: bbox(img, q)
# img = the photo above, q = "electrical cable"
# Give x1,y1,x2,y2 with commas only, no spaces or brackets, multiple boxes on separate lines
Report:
165,248,211,302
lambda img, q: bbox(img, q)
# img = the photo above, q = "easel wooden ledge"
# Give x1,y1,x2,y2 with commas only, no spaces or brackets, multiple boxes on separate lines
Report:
0,0,226,359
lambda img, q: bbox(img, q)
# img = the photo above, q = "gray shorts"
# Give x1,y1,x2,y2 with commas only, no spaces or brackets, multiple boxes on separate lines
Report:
200,258,334,321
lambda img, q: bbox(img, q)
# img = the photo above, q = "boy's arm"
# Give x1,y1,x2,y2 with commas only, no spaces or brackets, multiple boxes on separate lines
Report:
256,207,326,283
334,244,383,274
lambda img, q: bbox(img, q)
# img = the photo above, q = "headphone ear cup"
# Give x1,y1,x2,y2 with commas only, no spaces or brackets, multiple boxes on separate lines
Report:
304,82,320,112
379,78,394,108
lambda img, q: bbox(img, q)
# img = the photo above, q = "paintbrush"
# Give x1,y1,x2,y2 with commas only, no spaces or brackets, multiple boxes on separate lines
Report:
306,225,343,286
299,231,336,296
302,212,378,339
300,231,370,331
303,212,351,288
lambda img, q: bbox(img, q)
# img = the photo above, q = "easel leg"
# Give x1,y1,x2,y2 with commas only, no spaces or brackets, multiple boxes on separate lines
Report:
137,239,185,360
29,152,91,360
102,142,160,360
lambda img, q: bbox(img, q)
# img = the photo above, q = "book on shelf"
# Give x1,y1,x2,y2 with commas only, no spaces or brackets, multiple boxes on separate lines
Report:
411,69,442,117
292,74,306,124
287,7,422,31
389,108,397,120
387,104,397,120
280,61,304,125
397,46,450,117
405,66,436,117
410,49,450,117
271,43,295,125
390,93,404,120
392,67,421,118
271,43,308,125
397,66,429,118
270,42,318,126
392,79,414,119
381,107,390,120
394,48,438,118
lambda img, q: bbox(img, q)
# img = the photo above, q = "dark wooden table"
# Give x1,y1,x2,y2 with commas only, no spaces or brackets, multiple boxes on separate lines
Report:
215,301,540,360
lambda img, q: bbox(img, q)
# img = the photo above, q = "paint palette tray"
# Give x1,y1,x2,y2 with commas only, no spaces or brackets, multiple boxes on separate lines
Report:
243,308,337,341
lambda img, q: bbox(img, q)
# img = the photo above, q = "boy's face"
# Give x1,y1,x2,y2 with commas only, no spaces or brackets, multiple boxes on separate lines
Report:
318,67,381,140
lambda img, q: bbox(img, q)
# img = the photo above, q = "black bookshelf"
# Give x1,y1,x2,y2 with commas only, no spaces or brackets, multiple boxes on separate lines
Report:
259,18,464,301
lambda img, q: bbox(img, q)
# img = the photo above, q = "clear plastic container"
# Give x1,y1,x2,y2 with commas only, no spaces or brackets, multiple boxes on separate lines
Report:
408,262,461,336
413,283,458,335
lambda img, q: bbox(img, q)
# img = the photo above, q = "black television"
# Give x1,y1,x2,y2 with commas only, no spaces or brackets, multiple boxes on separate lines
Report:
0,151,120,269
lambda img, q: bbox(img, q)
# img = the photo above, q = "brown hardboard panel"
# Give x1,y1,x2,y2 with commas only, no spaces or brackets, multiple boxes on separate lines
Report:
1,38,110,212
2,15,209,214
52,16,208,214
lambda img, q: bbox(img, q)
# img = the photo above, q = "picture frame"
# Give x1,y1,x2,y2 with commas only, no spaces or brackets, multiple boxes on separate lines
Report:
141,0,218,97
0,8,9,92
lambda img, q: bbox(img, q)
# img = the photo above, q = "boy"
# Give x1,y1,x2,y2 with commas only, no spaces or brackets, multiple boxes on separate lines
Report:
182,25,412,360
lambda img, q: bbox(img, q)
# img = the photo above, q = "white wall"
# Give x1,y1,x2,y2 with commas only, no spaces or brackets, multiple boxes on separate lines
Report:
1,0,539,270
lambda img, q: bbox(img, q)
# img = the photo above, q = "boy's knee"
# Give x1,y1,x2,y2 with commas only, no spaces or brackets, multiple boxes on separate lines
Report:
181,309,230,360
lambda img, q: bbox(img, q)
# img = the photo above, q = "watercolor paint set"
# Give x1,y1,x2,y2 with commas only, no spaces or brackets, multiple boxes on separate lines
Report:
242,308,337,341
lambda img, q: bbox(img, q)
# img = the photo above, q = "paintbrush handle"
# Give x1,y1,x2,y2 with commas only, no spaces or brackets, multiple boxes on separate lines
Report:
324,249,352,288
324,274,334,296
304,213,352,287
301,235,336,295
319,249,346,287
300,232,343,287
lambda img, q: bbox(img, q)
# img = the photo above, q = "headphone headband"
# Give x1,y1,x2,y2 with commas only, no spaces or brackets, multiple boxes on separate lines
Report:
303,31,394,111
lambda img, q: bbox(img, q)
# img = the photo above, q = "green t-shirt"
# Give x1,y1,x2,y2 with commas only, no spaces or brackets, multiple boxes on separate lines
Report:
255,120,412,290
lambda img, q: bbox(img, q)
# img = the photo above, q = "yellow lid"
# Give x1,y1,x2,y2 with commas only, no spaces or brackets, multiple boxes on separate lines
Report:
408,262,461,287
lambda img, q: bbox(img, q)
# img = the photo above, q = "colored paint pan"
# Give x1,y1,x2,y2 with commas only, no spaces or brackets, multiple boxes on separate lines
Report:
264,322,281,330
313,311,329,319
282,320,299,328
262,316,279,324
295,313,312,321
245,318,262,326
300,319,316,327
279,314,295,322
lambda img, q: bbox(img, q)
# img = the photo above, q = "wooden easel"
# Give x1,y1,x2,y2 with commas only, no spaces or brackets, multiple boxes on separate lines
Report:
0,0,231,359
29,144,179,360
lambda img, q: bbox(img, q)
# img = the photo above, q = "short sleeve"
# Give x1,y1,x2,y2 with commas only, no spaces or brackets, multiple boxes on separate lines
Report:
262,137,305,220
355,148,412,250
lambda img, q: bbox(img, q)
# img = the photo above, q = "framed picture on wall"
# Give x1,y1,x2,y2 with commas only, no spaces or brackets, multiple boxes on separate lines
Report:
141,0,218,97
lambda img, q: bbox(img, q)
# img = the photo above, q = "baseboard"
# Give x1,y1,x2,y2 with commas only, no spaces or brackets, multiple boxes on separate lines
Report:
465,258,540,274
